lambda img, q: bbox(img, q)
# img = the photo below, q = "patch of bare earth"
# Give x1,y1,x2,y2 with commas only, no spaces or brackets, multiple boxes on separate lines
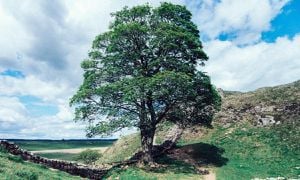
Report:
203,171,216,180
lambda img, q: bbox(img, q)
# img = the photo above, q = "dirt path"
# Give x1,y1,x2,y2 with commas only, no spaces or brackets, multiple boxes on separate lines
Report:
153,135,157,145
203,170,216,180
31,147,108,154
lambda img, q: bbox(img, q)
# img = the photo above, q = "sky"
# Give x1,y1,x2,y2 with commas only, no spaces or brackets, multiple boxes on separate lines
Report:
0,0,299,139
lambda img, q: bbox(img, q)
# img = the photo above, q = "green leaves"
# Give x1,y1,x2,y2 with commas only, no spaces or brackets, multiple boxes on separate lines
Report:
75,149,102,165
70,3,220,137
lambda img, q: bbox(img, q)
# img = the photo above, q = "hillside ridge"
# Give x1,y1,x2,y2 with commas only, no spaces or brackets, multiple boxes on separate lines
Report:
101,79,300,179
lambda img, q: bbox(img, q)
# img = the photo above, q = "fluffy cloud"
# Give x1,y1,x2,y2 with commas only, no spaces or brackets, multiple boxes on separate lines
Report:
0,96,27,122
203,34,300,91
0,75,69,102
0,95,86,139
188,0,290,44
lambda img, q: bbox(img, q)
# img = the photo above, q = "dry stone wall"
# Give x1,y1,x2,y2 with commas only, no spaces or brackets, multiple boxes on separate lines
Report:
0,140,108,180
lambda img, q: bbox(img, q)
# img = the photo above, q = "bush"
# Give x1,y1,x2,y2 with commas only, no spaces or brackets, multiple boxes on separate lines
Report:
75,149,102,165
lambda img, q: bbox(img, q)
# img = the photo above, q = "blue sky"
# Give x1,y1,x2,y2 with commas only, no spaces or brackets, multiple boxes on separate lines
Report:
0,0,299,139
262,0,300,42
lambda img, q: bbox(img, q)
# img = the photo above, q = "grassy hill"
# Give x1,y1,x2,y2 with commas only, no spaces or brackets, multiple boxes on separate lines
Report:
0,147,81,180
1,81,298,179
100,80,300,180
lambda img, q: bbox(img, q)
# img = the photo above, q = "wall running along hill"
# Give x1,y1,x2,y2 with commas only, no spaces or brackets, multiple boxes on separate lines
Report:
0,126,186,179
0,140,108,180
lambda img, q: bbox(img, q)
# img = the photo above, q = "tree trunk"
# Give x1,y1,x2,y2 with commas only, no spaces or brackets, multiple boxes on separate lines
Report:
140,126,155,164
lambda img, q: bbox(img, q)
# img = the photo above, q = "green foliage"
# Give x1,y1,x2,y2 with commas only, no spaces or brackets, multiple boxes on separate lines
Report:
100,80,300,178
76,149,102,164
70,2,220,140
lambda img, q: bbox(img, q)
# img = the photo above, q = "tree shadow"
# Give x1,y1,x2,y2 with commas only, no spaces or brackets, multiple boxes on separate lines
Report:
146,142,228,175
150,155,199,174
179,142,228,167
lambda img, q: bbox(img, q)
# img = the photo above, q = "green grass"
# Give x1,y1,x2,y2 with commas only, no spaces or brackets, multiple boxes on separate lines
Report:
98,121,299,179
98,133,141,163
0,150,81,180
101,81,300,179
35,152,79,161
104,155,201,180
178,122,300,180
97,122,176,164
12,139,115,151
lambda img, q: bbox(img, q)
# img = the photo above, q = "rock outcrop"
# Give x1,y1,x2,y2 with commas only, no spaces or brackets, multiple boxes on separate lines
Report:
215,79,300,127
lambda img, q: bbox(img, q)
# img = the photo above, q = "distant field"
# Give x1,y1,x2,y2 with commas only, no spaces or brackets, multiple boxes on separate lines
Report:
35,152,78,161
10,139,116,151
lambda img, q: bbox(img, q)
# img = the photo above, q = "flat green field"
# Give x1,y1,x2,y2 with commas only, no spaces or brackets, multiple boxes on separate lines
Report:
11,139,116,151
35,152,79,161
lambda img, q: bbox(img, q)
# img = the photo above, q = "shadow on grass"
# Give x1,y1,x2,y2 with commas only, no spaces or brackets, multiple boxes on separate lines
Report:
148,142,228,175
181,142,228,167
151,155,198,174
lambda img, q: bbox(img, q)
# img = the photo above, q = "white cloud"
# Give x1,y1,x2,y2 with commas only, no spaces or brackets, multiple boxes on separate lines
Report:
0,75,69,103
0,95,87,139
203,34,300,91
188,0,290,44
0,96,27,122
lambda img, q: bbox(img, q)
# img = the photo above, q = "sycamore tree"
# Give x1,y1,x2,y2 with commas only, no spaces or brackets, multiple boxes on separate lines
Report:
70,3,221,164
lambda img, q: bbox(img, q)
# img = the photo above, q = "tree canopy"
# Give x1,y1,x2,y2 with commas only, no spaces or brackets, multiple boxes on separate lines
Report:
70,2,221,163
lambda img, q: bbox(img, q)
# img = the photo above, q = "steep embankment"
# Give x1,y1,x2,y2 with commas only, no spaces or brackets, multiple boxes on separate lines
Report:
101,80,300,179
0,147,81,179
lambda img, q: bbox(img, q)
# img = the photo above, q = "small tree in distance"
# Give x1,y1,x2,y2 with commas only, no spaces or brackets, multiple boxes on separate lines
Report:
75,149,102,165
70,2,221,164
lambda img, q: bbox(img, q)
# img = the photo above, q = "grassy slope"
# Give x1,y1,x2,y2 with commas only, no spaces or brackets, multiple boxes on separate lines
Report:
97,132,202,179
0,149,81,180
101,80,300,180
98,133,141,163
225,80,300,106
178,122,300,179
105,156,202,180
178,80,300,179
